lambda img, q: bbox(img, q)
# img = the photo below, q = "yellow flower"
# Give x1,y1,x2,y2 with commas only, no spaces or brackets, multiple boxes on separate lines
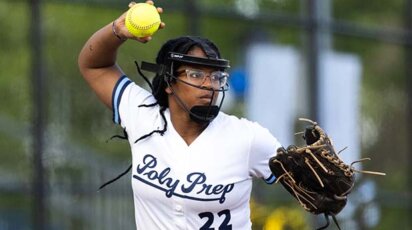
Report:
264,206,310,230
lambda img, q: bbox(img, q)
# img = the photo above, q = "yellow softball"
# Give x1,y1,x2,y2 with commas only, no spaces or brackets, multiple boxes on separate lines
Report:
125,3,161,38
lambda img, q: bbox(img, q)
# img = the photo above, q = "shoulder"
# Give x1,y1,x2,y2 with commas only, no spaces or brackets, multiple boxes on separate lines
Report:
214,112,270,136
114,76,157,126
216,112,266,128
117,77,157,114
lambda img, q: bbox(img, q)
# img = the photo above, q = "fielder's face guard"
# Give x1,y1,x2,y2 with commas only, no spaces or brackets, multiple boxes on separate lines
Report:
168,52,230,69
141,52,230,84
140,52,231,124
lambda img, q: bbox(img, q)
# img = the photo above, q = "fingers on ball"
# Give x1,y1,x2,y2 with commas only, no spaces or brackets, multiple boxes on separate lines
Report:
159,22,166,29
128,1,136,8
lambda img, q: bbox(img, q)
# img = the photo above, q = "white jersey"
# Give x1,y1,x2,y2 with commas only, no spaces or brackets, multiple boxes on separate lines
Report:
112,76,281,230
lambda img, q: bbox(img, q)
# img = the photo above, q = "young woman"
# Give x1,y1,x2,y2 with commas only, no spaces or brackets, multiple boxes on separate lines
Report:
78,1,281,229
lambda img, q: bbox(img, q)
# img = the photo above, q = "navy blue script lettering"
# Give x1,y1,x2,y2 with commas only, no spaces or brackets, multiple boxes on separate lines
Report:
133,154,235,204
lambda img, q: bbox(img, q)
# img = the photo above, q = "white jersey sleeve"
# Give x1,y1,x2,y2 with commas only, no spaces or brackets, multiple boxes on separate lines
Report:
112,75,155,127
245,120,281,184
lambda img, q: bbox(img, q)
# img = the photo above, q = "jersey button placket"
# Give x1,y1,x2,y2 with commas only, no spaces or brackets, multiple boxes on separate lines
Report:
173,203,186,229
172,143,188,228
175,204,183,213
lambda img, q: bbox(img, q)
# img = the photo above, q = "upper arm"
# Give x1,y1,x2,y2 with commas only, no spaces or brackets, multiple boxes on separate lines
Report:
247,121,281,181
79,64,122,109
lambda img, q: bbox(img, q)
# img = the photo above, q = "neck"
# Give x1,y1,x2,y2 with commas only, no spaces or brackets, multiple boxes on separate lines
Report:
169,102,208,145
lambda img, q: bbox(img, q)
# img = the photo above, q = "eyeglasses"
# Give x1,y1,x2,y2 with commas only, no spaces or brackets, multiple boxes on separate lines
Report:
177,68,229,89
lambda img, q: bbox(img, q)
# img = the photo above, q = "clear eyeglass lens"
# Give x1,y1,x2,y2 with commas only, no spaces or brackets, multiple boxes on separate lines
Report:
186,69,228,88
187,70,204,80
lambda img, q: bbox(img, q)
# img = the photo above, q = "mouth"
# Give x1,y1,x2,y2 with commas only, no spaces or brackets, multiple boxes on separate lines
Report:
198,95,214,104
199,95,213,99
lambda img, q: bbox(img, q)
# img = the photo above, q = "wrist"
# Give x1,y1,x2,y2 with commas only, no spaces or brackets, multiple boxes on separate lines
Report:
112,20,127,42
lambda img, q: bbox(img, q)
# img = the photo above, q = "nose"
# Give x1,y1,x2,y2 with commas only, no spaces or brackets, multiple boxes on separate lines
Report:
201,75,213,87
201,75,220,89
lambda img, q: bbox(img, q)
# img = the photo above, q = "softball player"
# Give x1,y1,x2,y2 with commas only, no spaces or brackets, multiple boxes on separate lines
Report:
78,1,281,229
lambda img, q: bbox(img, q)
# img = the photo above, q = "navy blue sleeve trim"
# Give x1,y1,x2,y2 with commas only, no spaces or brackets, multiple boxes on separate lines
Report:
264,174,276,184
112,75,132,124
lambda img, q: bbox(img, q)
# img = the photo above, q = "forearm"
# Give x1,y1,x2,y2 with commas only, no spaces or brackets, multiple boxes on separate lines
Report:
78,21,125,74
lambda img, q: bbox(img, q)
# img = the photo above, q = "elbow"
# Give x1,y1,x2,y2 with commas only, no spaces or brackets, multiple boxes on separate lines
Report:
78,48,90,80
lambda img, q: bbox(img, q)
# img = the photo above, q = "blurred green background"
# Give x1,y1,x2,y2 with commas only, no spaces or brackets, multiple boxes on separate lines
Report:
0,0,410,229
